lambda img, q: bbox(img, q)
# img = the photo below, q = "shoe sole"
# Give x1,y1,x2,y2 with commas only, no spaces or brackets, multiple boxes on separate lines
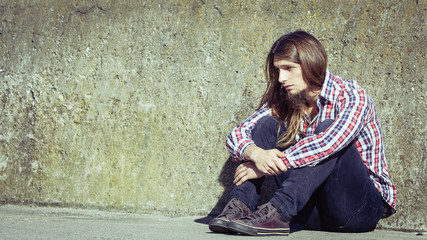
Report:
228,221,289,236
209,218,235,234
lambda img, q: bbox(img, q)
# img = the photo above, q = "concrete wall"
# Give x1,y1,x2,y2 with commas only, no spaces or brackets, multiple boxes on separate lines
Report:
0,0,425,231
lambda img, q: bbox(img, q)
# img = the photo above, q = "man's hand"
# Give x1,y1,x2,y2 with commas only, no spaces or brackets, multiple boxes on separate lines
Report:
234,161,265,186
243,145,287,175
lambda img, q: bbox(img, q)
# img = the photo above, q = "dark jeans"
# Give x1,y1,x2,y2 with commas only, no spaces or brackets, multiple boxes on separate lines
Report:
229,115,384,232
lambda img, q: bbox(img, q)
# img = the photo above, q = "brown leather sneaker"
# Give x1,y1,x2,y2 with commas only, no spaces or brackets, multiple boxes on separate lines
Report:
209,198,251,233
228,202,290,236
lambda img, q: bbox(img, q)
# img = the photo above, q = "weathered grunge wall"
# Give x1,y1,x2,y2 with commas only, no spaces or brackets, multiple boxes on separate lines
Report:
0,0,425,232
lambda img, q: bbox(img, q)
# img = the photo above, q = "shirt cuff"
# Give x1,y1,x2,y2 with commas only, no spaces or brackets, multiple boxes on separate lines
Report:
283,148,295,169
281,156,292,169
237,140,255,160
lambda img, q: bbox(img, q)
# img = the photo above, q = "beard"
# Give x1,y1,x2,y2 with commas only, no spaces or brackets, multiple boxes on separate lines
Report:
280,87,309,111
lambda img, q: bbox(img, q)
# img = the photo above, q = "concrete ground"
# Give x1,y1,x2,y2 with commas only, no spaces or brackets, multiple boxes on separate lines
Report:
0,204,425,240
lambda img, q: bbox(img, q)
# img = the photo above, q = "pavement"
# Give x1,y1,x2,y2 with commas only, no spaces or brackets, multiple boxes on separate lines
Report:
0,204,425,240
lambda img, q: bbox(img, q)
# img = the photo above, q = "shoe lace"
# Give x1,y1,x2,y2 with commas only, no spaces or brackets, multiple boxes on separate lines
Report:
243,204,274,223
219,200,246,218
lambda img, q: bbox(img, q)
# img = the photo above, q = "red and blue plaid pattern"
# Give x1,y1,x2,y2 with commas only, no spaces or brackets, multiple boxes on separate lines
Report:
226,71,396,217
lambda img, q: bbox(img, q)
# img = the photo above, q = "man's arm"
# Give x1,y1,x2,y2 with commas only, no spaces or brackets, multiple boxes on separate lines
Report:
226,103,287,175
225,103,271,161
283,88,372,168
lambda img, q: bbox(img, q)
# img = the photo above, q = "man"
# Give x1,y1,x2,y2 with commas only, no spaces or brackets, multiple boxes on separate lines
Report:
209,30,396,236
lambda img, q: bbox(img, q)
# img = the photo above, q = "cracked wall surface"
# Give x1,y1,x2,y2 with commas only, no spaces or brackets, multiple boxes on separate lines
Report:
0,0,425,231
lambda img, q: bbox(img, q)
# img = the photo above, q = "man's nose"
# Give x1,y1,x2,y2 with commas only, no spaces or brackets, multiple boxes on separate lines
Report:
278,70,287,83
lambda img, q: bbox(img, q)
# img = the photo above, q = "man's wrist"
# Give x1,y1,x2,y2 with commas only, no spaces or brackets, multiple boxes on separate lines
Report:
243,144,259,162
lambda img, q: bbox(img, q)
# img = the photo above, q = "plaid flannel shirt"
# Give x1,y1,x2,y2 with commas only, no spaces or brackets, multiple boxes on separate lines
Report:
226,71,396,217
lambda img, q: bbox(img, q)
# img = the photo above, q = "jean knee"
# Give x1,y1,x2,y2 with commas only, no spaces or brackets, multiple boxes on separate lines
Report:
252,115,280,132
252,116,284,149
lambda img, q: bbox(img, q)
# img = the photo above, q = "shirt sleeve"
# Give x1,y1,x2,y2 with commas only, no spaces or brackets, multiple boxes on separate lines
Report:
282,88,372,168
226,103,272,162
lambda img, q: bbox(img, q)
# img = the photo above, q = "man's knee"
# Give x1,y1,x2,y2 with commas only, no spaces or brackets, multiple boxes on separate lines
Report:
252,115,284,149
314,119,334,134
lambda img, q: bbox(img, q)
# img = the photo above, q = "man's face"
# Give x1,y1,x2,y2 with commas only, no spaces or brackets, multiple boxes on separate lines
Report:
273,56,308,96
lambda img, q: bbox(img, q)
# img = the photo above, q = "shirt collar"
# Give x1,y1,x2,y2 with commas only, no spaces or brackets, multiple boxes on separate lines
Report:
318,69,335,103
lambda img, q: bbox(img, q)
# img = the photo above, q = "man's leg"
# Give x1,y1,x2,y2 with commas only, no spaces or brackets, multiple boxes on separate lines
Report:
315,141,384,231
270,142,337,223
226,116,293,236
210,115,284,233
228,120,338,236
273,120,384,232
229,119,384,235
228,115,285,211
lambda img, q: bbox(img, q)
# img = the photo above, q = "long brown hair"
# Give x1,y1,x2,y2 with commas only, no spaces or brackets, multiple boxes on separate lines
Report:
260,30,328,148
